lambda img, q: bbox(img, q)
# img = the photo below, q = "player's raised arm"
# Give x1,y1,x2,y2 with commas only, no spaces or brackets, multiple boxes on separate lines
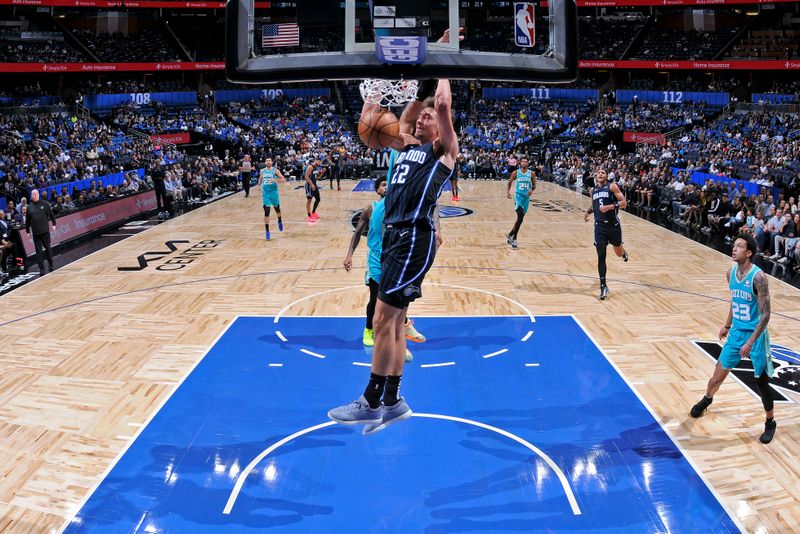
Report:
434,79,458,167
398,96,425,136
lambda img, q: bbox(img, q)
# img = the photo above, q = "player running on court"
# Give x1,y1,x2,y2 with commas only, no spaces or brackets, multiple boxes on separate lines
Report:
584,168,629,300
506,156,536,249
258,157,286,241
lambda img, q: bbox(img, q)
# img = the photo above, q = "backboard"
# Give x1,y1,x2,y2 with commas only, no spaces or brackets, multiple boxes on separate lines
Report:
225,0,577,84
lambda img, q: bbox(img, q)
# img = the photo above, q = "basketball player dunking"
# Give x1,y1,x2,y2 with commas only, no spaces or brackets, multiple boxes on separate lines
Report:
328,61,459,433
584,168,629,300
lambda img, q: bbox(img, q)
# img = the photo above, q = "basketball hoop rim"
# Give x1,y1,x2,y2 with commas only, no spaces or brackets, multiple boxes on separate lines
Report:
360,78,420,108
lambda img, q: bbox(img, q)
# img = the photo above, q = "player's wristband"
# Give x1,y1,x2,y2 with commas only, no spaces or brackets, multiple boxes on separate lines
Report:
416,79,437,101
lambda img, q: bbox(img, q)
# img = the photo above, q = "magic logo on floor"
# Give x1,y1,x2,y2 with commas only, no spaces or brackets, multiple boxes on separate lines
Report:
694,340,800,403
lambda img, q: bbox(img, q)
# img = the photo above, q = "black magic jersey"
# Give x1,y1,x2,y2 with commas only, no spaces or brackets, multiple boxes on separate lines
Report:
592,183,620,225
384,142,453,228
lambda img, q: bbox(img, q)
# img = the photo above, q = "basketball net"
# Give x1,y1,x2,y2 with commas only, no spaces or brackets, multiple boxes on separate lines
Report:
359,78,419,108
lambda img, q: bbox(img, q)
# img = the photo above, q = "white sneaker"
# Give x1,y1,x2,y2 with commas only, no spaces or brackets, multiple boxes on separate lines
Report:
777,257,789,264
769,253,781,260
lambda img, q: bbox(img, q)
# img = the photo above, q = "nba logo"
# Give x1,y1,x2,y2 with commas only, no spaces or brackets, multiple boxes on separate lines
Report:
514,2,535,48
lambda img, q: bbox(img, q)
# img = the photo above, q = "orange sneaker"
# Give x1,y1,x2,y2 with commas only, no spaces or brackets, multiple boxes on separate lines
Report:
405,319,426,343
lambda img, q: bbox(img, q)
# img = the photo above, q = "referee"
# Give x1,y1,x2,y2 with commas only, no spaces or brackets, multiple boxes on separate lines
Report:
240,154,253,198
25,189,57,276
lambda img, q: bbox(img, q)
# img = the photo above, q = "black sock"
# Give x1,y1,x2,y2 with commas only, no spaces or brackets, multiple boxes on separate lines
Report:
600,277,606,286
363,373,387,409
278,217,282,224
766,416,774,423
265,223,269,232
511,209,524,239
383,375,402,406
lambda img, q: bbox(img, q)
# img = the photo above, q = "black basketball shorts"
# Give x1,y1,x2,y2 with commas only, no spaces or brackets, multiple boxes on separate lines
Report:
594,221,623,248
378,225,436,309
305,183,320,201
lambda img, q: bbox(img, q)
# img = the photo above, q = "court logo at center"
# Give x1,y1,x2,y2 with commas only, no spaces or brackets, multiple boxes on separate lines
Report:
693,340,800,403
438,206,474,219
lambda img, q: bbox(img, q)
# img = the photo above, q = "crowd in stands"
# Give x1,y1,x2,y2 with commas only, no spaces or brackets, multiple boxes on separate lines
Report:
226,96,375,179
627,78,656,91
0,82,47,99
633,24,742,60
579,18,645,60
463,97,593,152
623,101,710,132
0,38,83,63
676,111,800,188
108,101,245,145
560,104,623,142
463,25,548,55
0,112,182,206
659,75,743,93
727,27,800,60
765,80,800,95
620,76,741,93
74,29,182,62
76,79,191,95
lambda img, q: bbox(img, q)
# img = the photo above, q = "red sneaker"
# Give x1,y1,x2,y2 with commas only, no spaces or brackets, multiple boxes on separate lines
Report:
311,213,321,219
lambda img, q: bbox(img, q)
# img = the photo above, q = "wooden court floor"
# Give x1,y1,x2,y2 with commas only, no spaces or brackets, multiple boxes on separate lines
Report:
0,179,798,533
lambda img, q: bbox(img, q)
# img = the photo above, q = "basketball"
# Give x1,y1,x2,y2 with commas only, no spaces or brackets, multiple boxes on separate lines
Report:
358,109,399,149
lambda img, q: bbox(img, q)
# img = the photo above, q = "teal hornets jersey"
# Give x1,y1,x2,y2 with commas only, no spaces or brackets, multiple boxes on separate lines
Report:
729,264,762,331
516,169,532,193
368,198,385,254
366,198,385,283
261,168,277,188
385,150,397,192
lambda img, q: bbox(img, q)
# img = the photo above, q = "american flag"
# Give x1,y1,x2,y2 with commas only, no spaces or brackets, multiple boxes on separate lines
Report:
261,23,300,48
